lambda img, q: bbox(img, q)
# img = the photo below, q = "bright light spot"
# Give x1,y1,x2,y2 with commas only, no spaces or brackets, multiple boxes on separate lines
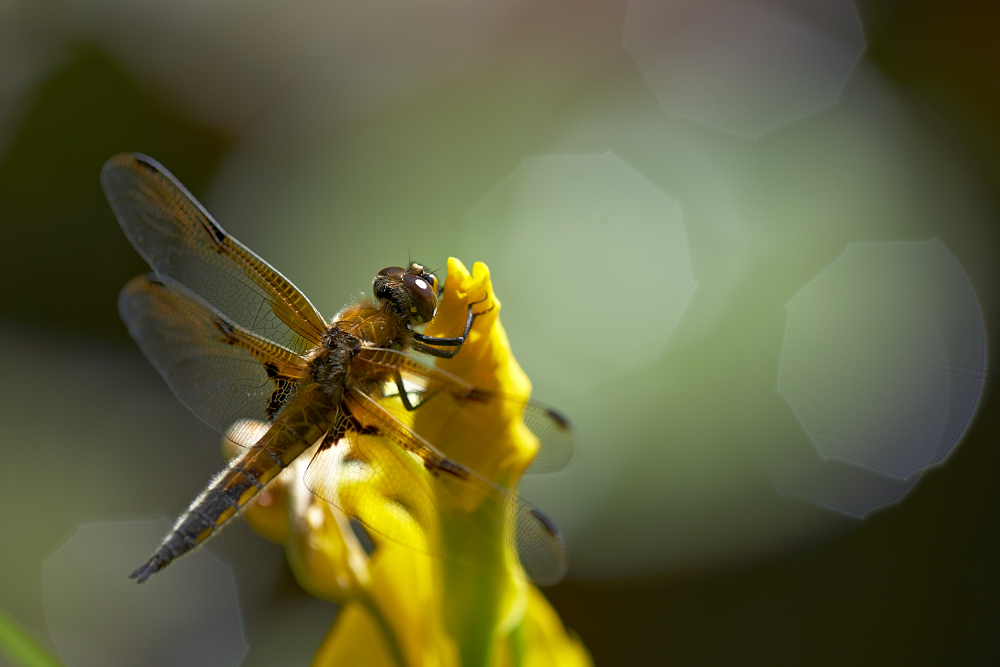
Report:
43,520,247,666
307,503,326,530
624,0,864,137
462,152,695,393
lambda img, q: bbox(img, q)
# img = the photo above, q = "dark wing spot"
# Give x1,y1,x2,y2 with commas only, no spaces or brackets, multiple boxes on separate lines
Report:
426,457,468,480
263,363,297,421
530,507,560,538
205,218,228,246
543,407,570,430
211,317,237,343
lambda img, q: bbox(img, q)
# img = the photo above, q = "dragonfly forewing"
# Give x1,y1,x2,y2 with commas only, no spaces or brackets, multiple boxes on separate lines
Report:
102,153,326,355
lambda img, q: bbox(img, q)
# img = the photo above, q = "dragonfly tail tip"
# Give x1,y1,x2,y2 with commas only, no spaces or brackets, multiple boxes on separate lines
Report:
129,557,161,583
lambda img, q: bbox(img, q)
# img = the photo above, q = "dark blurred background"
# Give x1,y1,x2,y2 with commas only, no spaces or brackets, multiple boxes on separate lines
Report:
1,1,998,665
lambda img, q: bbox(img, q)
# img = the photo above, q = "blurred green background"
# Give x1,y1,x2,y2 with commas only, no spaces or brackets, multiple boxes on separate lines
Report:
1,1,999,665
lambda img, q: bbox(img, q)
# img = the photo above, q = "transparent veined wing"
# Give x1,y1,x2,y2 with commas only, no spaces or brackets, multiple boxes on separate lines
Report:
303,390,569,585
103,153,326,355
521,405,573,474
119,274,309,447
354,347,574,473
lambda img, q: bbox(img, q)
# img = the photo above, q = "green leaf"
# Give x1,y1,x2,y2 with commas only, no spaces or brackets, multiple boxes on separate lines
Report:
0,607,63,667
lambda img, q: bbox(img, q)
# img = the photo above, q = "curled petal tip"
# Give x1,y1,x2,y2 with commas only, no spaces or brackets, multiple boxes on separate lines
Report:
446,256,469,277
472,261,490,281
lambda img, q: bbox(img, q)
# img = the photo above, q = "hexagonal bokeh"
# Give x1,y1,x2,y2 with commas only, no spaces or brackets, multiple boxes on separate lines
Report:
736,309,921,520
461,152,695,394
780,240,987,480
759,417,921,518
624,0,864,138
44,520,247,667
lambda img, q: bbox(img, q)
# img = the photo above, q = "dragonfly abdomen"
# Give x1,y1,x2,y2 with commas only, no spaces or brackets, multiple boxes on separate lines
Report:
128,447,282,583
130,386,337,583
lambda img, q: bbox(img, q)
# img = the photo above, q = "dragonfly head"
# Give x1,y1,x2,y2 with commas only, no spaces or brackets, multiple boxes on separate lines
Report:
374,263,439,325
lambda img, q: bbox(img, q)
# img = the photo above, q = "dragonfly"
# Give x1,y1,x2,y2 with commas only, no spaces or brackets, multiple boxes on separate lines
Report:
102,153,573,586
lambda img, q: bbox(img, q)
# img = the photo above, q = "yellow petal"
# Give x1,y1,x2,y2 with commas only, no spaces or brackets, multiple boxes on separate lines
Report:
243,481,292,545
314,537,460,667
418,258,537,484
424,259,530,396
284,458,370,601
311,603,402,667
331,431,436,556
515,587,592,667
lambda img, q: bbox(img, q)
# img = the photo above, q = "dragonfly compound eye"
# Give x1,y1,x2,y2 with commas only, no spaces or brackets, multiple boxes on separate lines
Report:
402,272,438,324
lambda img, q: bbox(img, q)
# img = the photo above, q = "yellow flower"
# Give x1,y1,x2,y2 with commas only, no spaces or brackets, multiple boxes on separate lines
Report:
239,258,590,667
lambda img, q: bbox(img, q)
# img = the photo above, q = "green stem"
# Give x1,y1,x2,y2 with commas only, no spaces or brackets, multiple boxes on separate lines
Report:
439,505,514,667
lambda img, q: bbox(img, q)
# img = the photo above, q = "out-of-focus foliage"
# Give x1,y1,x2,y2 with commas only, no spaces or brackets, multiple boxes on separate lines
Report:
0,606,63,667
0,46,231,337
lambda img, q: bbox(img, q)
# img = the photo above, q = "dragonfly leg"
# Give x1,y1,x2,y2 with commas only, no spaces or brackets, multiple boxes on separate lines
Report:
411,295,492,359
391,370,445,411
393,371,419,411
